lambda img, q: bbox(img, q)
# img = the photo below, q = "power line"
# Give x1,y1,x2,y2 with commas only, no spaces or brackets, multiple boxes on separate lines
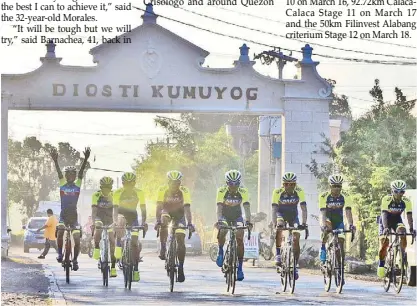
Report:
215,6,417,50
133,6,417,66
177,6,417,60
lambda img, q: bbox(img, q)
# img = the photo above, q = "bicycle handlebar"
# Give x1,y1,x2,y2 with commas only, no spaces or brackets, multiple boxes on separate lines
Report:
330,228,355,242
276,225,309,240
156,225,193,239
112,225,147,238
384,232,416,245
216,225,252,241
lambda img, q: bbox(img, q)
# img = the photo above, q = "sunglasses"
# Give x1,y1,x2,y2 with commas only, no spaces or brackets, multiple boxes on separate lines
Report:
393,190,405,194
283,182,296,186
331,185,342,188
227,181,240,187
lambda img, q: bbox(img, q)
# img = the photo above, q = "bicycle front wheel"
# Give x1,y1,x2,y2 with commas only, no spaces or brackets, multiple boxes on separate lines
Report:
231,242,237,294
169,241,176,292
64,238,72,284
383,251,392,292
288,247,296,294
323,250,332,292
102,240,109,287
281,251,288,292
393,246,405,294
334,248,344,294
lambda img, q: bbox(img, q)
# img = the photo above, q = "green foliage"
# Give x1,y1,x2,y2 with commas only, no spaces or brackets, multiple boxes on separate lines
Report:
134,119,258,224
8,137,89,218
308,79,416,260
325,79,353,119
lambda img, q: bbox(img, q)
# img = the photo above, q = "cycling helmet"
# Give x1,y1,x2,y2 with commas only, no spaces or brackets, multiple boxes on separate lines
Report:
121,172,136,183
64,166,77,173
390,180,406,192
100,176,113,186
225,170,241,183
282,172,297,183
328,174,344,185
167,170,183,181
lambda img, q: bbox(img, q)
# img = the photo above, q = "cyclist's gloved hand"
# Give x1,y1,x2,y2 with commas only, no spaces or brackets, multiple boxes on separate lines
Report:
383,228,390,236
154,222,161,231
188,223,196,233
215,218,225,230
297,224,306,230
246,221,253,230
321,225,329,232
349,224,356,232
143,223,149,232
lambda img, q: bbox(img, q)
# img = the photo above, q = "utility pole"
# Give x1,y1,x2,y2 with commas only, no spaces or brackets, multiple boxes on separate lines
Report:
254,48,298,80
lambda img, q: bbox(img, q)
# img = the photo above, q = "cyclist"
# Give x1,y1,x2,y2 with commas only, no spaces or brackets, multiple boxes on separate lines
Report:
271,172,307,280
50,147,91,271
155,170,195,283
377,180,415,278
319,174,355,268
91,177,118,278
215,170,252,281
113,172,147,282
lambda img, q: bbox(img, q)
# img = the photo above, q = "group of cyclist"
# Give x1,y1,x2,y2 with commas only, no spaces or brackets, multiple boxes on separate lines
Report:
50,146,415,286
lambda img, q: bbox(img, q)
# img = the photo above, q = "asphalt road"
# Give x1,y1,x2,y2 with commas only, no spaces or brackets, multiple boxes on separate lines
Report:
13,248,417,305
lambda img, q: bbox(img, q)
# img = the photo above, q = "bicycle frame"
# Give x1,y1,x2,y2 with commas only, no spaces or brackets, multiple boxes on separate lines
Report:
157,222,191,292
217,223,251,295
95,225,114,287
114,225,145,290
382,231,415,294
277,226,308,294
61,225,78,284
322,228,353,294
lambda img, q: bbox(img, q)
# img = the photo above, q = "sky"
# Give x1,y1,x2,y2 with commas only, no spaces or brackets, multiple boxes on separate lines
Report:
1,1,417,184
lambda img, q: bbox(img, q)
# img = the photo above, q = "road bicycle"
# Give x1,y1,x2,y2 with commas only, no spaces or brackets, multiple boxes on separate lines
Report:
277,224,309,294
60,225,80,284
157,223,192,292
217,222,251,295
116,225,145,290
382,231,415,294
95,224,114,287
321,228,354,294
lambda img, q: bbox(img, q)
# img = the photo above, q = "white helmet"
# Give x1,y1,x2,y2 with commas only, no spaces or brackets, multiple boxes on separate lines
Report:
328,174,343,185
390,180,406,192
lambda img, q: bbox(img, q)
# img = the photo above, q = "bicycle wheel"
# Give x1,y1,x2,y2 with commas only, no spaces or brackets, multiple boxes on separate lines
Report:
123,240,131,289
169,241,176,292
209,245,218,262
334,247,344,294
288,247,296,294
102,240,109,287
231,242,237,294
323,249,332,292
65,237,71,284
393,246,405,294
281,249,288,292
261,243,273,261
383,251,392,292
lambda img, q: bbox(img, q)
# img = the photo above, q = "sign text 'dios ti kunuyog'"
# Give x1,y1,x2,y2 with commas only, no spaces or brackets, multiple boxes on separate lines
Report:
52,84,259,101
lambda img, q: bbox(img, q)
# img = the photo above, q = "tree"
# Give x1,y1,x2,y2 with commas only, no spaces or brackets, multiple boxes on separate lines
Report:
325,79,352,119
307,80,416,260
7,137,90,218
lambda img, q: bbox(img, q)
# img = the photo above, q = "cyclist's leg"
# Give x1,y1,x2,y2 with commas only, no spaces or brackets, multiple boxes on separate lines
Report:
56,212,66,262
71,216,81,270
236,217,245,281
115,214,126,259
396,220,407,264
377,217,391,277
128,214,140,271
289,216,301,263
275,214,285,266
159,211,171,259
93,219,103,260
320,218,333,262
103,215,116,270
175,216,187,282
334,221,345,260
216,219,228,267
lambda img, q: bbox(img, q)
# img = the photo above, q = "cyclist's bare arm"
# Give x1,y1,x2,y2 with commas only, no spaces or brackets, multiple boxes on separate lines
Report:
184,204,192,224
407,212,413,231
300,202,307,224
92,206,97,223
345,207,353,226
50,148,63,179
272,203,279,226
320,209,327,227
140,204,147,224
216,203,223,220
243,202,251,223
156,201,163,222
112,206,119,224
78,147,91,179
381,211,389,228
